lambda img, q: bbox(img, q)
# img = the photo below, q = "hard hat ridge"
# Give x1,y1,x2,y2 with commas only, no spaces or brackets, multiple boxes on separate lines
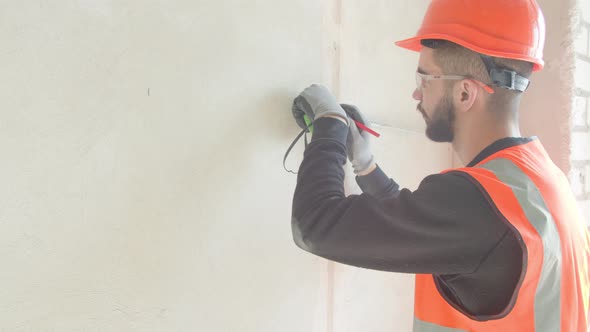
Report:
396,0,546,72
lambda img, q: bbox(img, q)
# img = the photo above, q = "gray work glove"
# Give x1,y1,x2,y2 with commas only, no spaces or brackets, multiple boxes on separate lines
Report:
292,84,349,130
342,104,375,175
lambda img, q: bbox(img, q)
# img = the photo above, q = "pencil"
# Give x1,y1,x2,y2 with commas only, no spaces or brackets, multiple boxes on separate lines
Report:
353,120,381,138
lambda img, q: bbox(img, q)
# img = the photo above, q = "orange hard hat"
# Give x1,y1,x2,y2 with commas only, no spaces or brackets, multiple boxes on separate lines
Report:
395,0,546,72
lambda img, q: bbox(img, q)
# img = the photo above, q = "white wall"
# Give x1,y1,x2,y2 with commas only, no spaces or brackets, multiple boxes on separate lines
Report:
3,0,577,331
0,1,328,331
571,0,590,224
520,0,578,172
517,0,590,225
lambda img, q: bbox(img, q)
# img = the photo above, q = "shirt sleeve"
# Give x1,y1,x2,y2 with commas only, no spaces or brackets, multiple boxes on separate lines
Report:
291,117,511,275
356,164,400,200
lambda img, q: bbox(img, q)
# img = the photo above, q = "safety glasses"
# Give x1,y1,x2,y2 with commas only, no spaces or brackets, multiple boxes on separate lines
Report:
415,72,495,94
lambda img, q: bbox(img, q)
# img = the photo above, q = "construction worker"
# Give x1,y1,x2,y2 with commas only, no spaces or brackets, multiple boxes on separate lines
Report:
291,0,590,331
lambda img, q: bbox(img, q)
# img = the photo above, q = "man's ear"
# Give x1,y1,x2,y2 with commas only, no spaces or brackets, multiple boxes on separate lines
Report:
453,80,478,113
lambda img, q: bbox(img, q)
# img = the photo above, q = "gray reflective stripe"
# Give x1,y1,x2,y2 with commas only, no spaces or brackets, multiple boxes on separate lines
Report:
481,158,562,332
413,318,466,332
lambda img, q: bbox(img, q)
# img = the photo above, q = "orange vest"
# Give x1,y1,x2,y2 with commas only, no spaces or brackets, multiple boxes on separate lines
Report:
414,139,590,331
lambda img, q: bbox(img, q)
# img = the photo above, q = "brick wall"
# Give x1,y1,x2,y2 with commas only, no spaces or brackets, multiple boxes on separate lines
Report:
571,0,590,225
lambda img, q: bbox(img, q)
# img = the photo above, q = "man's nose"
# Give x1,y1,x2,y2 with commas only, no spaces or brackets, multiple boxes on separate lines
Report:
412,88,422,101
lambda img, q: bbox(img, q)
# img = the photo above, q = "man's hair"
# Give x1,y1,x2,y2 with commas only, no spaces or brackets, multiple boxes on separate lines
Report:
422,39,534,112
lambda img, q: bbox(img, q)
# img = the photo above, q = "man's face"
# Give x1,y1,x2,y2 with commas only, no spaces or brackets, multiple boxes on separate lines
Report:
413,48,456,143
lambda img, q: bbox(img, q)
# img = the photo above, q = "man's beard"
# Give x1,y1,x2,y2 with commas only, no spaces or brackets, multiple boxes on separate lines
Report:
418,93,455,143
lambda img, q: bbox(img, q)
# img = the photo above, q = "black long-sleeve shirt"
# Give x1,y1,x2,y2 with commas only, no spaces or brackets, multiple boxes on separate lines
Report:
292,117,530,317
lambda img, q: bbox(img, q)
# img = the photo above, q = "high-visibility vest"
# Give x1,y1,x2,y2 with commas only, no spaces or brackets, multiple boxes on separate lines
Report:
414,139,590,331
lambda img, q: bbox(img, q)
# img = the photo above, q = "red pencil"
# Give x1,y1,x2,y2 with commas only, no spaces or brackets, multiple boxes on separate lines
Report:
353,119,381,138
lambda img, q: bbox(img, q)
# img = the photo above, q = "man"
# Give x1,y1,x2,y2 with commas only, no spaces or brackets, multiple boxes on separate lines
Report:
291,0,590,331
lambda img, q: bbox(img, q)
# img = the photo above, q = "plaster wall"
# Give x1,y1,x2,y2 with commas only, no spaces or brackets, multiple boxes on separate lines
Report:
571,0,590,224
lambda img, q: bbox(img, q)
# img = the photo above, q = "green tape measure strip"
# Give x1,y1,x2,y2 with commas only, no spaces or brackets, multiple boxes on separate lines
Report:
303,115,313,135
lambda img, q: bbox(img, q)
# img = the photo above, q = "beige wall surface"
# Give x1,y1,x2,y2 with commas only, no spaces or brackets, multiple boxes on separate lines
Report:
0,0,578,331
572,0,590,224
520,0,578,173
0,1,332,331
